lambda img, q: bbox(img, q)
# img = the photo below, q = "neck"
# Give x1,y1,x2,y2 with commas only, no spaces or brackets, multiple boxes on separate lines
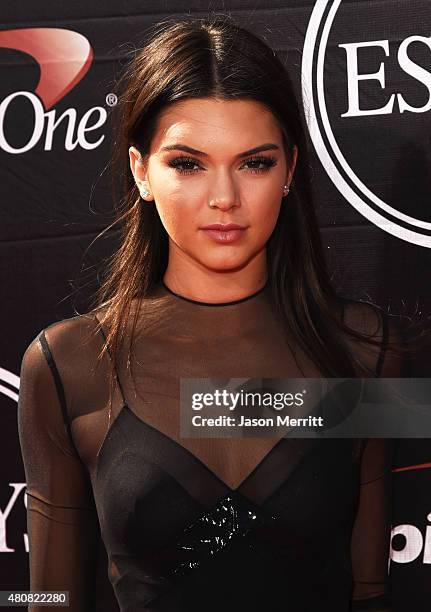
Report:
161,278,269,306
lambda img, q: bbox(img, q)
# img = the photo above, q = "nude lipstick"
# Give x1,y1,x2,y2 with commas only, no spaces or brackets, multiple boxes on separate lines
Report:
200,223,248,244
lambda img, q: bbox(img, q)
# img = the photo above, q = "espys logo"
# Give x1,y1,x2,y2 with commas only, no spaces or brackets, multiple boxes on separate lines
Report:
0,366,27,554
302,1,431,248
391,513,431,565
0,28,109,153
0,366,19,403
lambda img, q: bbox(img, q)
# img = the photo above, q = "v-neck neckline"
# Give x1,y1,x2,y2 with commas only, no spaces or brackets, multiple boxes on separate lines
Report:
104,402,288,494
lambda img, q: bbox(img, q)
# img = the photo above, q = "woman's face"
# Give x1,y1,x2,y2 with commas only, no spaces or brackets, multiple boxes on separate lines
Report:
129,97,297,280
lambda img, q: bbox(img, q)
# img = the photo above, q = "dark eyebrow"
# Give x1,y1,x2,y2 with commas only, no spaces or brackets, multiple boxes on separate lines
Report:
159,143,280,158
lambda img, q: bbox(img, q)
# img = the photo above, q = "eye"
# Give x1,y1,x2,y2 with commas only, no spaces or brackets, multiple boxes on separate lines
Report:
241,155,277,174
168,156,202,175
167,154,278,175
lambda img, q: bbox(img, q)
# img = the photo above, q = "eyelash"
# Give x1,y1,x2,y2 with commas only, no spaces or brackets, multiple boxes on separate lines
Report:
167,155,277,175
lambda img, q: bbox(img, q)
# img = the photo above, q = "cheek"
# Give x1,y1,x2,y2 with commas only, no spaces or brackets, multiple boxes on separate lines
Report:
151,171,203,228
243,173,283,221
154,197,197,240
155,204,179,234
250,197,282,239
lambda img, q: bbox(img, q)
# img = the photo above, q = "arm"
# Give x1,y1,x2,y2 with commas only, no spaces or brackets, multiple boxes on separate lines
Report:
18,331,100,611
350,438,392,612
351,310,405,612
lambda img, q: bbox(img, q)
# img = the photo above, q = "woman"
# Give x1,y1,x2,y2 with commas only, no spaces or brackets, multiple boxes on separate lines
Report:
18,15,406,612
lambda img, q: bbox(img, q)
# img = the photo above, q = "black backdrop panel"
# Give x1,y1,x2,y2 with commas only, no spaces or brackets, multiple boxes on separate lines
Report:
1,2,430,610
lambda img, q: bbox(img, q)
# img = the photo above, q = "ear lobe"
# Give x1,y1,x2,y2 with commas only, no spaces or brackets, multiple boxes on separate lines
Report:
139,184,153,201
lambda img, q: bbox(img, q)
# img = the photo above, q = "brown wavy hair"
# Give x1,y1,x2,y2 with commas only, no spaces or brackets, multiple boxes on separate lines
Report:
78,14,427,407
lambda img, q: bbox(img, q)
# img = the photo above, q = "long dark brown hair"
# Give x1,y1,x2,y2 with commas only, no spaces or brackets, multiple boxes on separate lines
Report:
82,14,426,407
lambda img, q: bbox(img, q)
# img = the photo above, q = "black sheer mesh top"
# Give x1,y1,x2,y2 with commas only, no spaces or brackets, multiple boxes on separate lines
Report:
18,280,403,611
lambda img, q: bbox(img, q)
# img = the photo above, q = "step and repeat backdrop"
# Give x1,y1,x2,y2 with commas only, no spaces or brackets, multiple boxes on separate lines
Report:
1,1,430,610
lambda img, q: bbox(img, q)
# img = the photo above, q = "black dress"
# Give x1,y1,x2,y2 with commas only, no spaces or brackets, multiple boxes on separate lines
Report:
17,281,402,611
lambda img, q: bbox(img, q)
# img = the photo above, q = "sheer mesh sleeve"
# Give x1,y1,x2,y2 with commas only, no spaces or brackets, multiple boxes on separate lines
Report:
17,329,100,611
350,309,405,612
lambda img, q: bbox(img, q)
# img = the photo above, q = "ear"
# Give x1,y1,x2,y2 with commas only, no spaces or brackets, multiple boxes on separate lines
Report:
285,144,298,187
129,146,153,201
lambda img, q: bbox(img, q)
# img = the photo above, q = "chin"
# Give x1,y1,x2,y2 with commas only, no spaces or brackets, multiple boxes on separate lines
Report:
198,253,257,273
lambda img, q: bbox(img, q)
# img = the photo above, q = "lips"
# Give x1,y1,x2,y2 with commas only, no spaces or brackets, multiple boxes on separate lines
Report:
200,223,247,231
200,224,247,244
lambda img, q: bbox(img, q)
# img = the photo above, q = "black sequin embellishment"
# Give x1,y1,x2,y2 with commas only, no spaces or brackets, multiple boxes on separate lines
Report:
166,490,279,578
137,490,322,588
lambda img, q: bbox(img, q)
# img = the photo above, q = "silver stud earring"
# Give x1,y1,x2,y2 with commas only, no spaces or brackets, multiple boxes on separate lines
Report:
283,184,290,196
140,186,151,199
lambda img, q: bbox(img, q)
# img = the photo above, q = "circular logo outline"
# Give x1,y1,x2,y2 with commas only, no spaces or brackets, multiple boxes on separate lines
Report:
302,0,431,248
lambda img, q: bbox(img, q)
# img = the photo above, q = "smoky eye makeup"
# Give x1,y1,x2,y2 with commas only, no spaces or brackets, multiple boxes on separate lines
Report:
167,155,278,175
167,156,200,175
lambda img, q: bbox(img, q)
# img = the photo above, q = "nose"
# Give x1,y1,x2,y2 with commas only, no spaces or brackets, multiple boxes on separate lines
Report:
208,170,240,210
